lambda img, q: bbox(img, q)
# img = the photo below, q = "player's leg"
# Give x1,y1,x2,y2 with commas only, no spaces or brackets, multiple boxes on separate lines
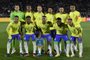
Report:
24,34,30,56
62,35,70,57
70,36,76,57
54,35,60,57
73,38,78,52
59,39,62,54
37,47,42,56
11,39,16,54
46,34,53,57
16,34,23,56
6,35,13,56
78,37,83,57
31,34,36,56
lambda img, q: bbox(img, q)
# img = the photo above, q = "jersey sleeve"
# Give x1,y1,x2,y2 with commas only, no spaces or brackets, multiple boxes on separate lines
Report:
6,23,12,35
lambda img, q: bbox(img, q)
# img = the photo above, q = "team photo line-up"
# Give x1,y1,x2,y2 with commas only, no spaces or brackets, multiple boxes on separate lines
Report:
6,4,83,58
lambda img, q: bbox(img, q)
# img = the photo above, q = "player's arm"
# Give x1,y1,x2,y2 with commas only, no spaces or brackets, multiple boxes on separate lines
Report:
76,12,82,23
6,23,12,35
19,12,25,22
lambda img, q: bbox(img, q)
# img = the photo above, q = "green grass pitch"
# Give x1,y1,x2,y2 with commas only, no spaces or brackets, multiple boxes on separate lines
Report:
0,22,90,60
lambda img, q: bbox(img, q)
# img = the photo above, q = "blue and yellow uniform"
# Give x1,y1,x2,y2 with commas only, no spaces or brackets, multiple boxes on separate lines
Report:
55,13,68,24
24,23,36,41
69,10,82,25
37,23,52,42
53,23,69,42
6,21,21,40
68,24,82,43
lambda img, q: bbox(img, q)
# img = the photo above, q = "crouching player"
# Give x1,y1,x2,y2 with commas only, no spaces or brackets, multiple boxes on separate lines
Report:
37,16,53,57
36,29,44,56
6,16,23,56
67,18,83,57
23,16,36,57
54,18,70,57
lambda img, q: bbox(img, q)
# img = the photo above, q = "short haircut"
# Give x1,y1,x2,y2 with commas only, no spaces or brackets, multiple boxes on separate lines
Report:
14,16,19,18
56,18,62,20
26,16,31,19
68,18,72,21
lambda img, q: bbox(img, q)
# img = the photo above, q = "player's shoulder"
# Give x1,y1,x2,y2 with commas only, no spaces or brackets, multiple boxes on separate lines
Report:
55,13,59,15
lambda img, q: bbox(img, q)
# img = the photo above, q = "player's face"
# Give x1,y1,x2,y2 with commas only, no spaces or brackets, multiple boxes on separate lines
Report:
26,6,32,11
14,17,19,23
59,7,64,13
48,8,53,13
14,5,20,11
68,19,73,25
26,18,31,23
57,20,61,25
37,6,42,12
42,17,46,24
70,6,75,11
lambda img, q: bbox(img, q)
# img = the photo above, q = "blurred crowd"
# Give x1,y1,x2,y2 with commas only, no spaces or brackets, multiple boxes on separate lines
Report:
0,0,90,17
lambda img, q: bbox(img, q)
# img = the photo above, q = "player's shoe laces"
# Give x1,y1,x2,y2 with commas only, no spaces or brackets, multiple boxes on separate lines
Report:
11,48,16,54
55,54,60,57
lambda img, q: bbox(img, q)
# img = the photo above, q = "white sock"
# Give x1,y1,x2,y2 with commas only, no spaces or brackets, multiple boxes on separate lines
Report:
7,41,11,54
66,44,70,55
71,43,74,55
48,45,52,54
79,43,83,56
38,47,41,54
54,42,59,55
59,42,62,52
19,40,23,53
24,41,28,53
74,44,78,51
32,41,36,54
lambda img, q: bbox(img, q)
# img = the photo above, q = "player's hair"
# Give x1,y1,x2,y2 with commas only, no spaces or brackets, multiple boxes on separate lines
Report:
68,18,72,21
42,16,46,17
56,18,62,20
26,16,31,19
26,4,31,6
14,16,19,18
14,4,20,7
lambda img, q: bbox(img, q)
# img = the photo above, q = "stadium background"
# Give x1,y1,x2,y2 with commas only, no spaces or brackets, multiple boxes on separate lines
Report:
0,0,90,60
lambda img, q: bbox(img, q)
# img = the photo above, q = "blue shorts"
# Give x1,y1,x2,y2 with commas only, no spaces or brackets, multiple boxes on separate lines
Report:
54,34,69,42
11,34,21,40
50,30,56,39
42,34,52,42
70,36,82,43
24,34,36,41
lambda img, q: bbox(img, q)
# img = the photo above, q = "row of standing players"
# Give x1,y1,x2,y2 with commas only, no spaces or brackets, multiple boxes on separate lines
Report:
6,5,83,58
